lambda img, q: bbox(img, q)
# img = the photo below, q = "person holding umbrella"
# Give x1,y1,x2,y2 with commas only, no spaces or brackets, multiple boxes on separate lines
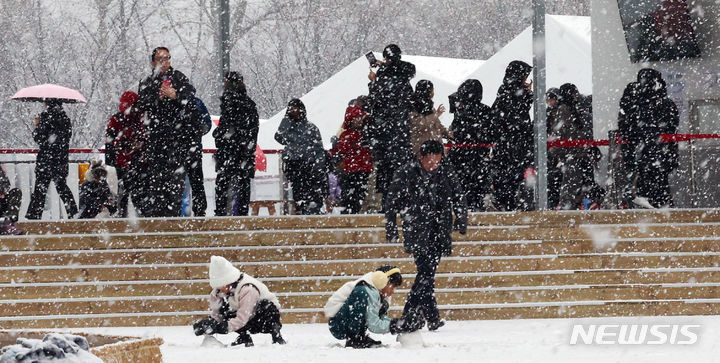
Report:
25,100,78,219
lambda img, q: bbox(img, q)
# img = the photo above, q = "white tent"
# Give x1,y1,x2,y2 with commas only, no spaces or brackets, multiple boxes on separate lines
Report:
255,14,590,150
469,15,591,106
256,55,483,150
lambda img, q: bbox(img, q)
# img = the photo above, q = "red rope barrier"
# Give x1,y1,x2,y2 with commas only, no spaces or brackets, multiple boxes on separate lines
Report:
0,148,285,155
1,134,719,155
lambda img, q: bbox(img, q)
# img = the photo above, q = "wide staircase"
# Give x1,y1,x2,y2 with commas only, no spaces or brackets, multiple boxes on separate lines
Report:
2,209,720,329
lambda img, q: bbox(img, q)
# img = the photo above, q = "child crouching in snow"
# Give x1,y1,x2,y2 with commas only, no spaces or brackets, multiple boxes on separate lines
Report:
193,256,286,346
324,265,424,348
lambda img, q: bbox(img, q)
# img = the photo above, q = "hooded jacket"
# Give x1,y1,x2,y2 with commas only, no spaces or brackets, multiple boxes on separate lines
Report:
330,106,373,173
106,91,144,169
214,89,259,175
492,60,534,167
274,99,326,170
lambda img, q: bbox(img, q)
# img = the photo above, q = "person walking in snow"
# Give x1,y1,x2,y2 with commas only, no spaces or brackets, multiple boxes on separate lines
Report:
447,79,494,211
214,72,259,216
329,105,373,214
105,91,144,218
324,266,423,348
274,98,328,214
490,60,534,211
25,100,78,220
385,140,467,331
193,256,286,347
367,44,416,209
408,80,453,156
135,46,195,217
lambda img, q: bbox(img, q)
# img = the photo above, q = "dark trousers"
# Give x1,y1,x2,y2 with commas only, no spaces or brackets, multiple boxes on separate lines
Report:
285,160,326,215
140,162,184,218
0,188,22,222
183,145,207,216
116,167,137,218
215,168,251,216
26,163,77,219
238,300,283,336
493,163,524,211
403,245,441,323
193,300,282,336
341,172,370,214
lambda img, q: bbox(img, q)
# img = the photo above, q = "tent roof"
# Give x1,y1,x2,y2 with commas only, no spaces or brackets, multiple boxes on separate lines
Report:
256,14,590,150
257,55,484,149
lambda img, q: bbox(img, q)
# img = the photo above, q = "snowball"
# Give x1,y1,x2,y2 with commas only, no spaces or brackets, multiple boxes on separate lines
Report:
396,331,425,348
201,335,227,348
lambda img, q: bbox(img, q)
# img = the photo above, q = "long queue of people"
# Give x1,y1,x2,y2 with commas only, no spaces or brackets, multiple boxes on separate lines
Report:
0,44,682,234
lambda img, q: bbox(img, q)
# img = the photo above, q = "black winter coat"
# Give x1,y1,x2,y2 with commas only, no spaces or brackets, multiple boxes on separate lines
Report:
214,90,259,176
492,61,534,169
384,161,467,256
369,60,416,119
34,105,72,174
79,180,116,219
137,67,195,166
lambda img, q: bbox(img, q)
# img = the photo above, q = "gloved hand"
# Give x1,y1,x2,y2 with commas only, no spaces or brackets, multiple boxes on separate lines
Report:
453,215,467,235
389,318,403,335
193,318,228,335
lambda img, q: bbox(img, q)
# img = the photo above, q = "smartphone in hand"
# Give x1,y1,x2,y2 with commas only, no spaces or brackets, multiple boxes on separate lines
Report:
365,52,378,67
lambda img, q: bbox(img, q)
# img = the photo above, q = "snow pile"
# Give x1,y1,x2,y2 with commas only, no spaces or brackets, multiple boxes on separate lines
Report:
396,331,425,348
0,334,102,363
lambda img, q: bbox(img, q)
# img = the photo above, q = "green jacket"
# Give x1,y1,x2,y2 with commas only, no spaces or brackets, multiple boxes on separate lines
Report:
328,282,391,339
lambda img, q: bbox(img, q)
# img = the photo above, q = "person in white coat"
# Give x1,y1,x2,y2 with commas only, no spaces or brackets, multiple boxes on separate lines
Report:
193,256,286,346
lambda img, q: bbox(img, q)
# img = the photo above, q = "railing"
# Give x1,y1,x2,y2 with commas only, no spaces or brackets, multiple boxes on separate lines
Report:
0,148,285,220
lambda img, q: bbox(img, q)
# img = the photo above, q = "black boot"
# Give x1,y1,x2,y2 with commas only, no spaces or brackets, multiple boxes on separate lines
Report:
231,331,254,347
362,335,382,347
345,334,373,349
427,319,446,331
271,330,286,345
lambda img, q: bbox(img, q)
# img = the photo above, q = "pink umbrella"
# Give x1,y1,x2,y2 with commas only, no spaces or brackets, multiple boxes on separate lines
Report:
255,145,267,172
11,84,87,103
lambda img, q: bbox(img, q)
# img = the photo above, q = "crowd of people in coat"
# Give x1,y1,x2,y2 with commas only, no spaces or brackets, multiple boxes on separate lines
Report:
0,43,683,233
280,44,680,216
1,47,260,228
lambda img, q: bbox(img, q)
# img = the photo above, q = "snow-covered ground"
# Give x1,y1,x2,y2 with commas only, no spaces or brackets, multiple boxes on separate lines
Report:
69,316,720,362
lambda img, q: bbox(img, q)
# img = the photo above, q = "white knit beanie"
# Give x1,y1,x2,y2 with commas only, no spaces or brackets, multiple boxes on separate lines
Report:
208,256,241,289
